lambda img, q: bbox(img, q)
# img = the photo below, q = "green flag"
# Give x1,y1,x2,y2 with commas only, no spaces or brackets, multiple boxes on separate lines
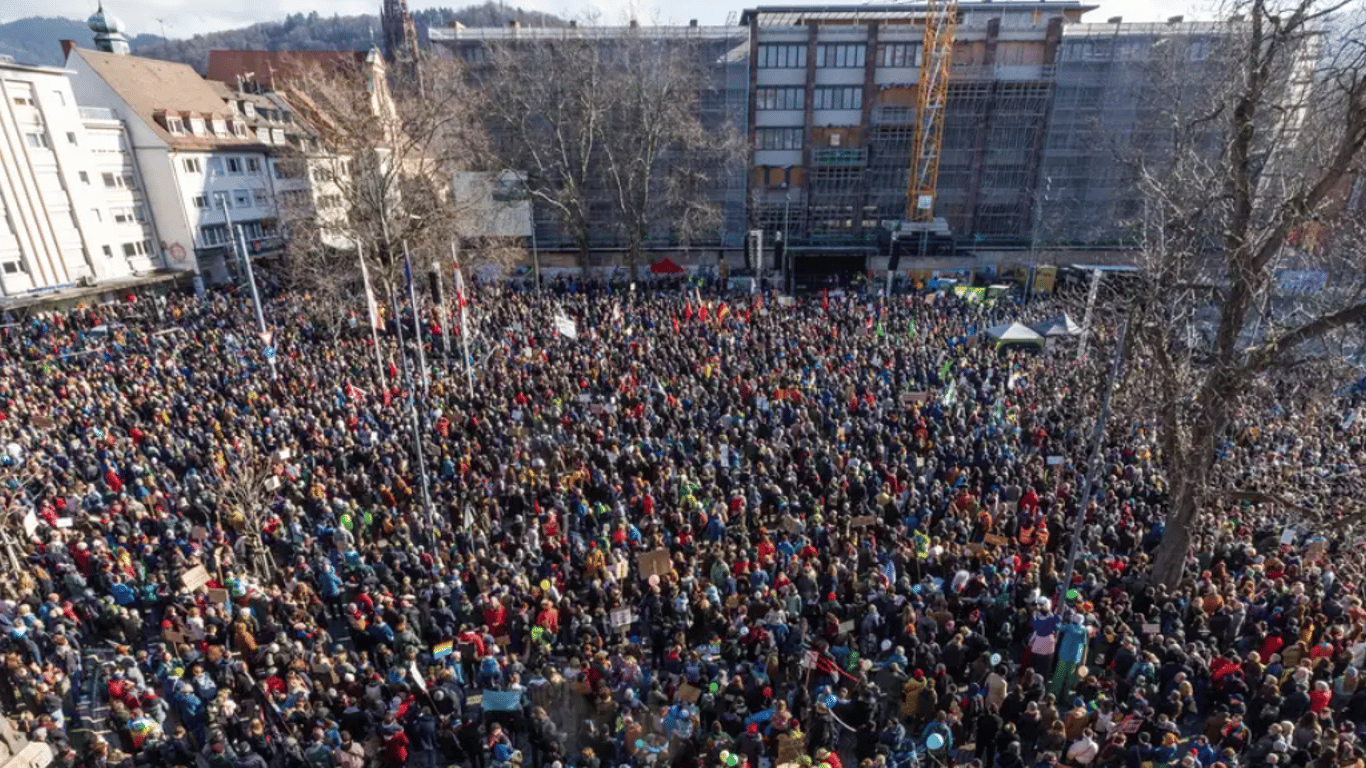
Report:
939,359,953,379
908,321,916,337
876,322,885,337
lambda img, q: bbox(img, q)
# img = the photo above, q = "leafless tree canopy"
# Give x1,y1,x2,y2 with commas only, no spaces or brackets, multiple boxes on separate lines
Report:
274,52,490,314
479,23,745,275
1117,0,1366,587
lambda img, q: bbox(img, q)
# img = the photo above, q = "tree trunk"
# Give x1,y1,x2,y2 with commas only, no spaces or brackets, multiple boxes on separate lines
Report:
1150,484,1196,587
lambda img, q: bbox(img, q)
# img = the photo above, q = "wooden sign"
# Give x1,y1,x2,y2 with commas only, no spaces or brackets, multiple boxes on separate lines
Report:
207,588,230,605
181,565,211,592
838,620,855,634
901,392,931,406
32,416,56,430
984,533,1009,547
776,734,807,764
637,549,671,580
676,683,701,704
163,630,187,645
850,516,878,528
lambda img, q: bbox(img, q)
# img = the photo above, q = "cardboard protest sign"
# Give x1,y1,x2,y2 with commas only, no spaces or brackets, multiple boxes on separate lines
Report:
637,549,671,580
180,565,211,592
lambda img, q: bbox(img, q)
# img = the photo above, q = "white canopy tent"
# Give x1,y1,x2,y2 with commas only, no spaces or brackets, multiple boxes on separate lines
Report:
1032,314,1084,338
983,321,1045,348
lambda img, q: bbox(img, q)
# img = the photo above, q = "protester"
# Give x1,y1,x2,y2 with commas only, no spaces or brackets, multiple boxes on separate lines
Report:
0,272,1363,768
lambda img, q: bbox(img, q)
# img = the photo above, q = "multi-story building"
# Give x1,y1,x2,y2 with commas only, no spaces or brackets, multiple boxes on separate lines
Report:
0,53,150,297
64,40,303,282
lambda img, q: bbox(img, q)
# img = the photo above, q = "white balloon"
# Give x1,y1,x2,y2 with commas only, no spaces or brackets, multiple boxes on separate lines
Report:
927,734,945,750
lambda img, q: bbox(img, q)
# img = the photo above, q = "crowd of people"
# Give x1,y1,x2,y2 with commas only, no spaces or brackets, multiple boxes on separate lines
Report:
0,272,1363,768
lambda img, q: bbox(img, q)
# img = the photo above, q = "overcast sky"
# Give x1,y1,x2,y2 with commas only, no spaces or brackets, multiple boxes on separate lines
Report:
14,0,1215,39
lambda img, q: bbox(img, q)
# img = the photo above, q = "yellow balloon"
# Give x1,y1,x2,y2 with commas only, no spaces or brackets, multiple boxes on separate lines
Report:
540,580,551,591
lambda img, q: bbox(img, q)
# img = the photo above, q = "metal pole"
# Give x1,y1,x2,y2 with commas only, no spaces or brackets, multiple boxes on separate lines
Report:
1056,313,1130,612
433,261,451,370
530,232,541,293
1078,268,1103,360
783,191,791,295
223,201,275,380
402,241,430,390
388,278,437,532
357,245,388,390
452,247,475,398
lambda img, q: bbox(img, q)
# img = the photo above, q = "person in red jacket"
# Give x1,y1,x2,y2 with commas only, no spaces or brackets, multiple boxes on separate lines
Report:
380,720,409,768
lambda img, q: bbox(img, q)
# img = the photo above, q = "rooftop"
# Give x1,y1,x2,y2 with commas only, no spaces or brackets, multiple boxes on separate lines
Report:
739,2,1094,25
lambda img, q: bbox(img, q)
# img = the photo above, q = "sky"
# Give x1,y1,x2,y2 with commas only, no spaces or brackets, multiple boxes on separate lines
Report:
11,0,1215,39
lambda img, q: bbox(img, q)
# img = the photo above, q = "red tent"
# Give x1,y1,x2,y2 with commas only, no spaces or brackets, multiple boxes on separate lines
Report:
649,258,685,274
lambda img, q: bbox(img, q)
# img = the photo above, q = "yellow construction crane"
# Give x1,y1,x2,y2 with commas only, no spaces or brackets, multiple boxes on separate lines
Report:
906,0,957,223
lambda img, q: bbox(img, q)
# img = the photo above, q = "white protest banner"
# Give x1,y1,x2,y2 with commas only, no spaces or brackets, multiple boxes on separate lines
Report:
554,314,578,339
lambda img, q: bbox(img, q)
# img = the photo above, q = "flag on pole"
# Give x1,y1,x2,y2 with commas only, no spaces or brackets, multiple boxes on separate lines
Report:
346,382,366,401
908,320,916,337
939,359,954,380
359,258,381,329
913,530,931,559
717,303,730,323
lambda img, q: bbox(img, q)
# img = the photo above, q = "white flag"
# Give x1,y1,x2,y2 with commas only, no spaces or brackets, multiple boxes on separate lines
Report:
359,257,380,329
554,314,577,339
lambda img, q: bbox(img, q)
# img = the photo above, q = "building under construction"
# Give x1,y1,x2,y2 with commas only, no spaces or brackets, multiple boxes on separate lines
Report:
432,4,1267,278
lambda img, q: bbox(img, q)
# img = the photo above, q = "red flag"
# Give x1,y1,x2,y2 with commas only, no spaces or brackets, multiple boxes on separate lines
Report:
346,382,366,401
684,302,694,321
699,303,709,322
388,361,398,380
672,317,680,334
821,289,829,311
383,389,393,407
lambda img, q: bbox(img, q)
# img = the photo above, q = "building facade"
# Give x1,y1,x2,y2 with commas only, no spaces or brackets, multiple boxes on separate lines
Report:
0,56,150,296
64,47,306,282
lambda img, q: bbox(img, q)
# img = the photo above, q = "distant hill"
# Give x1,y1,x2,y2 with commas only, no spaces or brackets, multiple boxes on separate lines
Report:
0,3,566,72
0,16,161,67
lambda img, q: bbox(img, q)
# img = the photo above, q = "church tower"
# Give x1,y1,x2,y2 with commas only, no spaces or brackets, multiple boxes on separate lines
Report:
380,0,421,81
89,3,131,55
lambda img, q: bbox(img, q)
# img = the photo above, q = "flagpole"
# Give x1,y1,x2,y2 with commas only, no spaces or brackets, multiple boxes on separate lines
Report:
451,243,474,398
358,244,387,391
390,266,439,534
402,241,429,391
433,260,452,371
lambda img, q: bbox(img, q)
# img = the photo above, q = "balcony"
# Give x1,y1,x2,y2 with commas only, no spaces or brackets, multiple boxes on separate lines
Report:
79,106,117,121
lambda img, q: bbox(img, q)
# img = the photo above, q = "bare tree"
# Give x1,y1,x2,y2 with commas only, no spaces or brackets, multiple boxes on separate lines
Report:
276,50,490,310
481,21,744,275
1120,0,1366,587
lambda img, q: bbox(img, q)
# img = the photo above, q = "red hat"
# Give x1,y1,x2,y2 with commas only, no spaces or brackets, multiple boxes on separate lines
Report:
748,724,759,734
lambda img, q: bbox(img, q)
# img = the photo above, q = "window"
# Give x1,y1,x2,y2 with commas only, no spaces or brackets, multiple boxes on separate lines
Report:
122,173,137,190
244,102,257,119
189,116,206,134
756,86,804,111
167,116,185,135
879,43,922,67
2,261,21,275
226,157,243,174
756,127,803,150
757,44,806,68
232,189,251,208
79,171,90,185
246,157,261,173
113,207,133,224
211,191,231,209
133,204,147,223
813,86,863,110
12,96,33,107
25,133,51,149
199,224,230,246
207,157,224,176
212,118,229,137
183,157,202,174
252,188,270,207
122,243,138,257
816,44,866,68
233,121,248,138
102,172,118,188
102,245,113,258
193,195,209,209
66,132,78,146
313,167,336,183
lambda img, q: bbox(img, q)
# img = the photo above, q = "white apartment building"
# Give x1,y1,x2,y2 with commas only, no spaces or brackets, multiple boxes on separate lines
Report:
0,56,152,297
64,47,294,284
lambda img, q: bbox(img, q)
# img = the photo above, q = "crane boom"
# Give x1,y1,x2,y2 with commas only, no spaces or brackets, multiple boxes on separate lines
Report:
906,0,957,223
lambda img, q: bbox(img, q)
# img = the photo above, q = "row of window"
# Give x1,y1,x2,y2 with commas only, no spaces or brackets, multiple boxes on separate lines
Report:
182,156,262,176
756,42,923,69
199,220,272,248
756,127,804,151
192,189,270,211
756,86,865,111
166,114,250,140
102,172,138,190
